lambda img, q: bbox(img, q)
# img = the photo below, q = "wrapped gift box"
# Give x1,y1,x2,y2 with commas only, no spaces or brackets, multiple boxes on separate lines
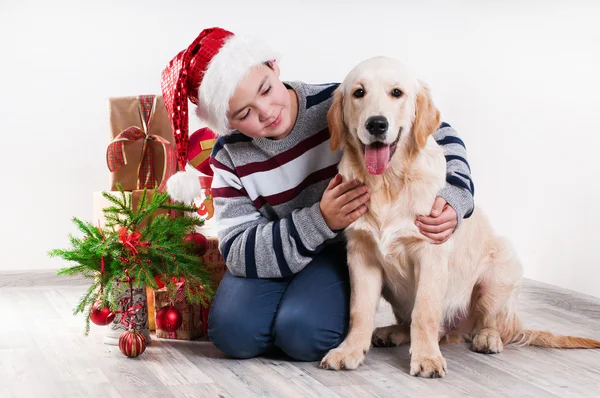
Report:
107,95,176,191
151,225,226,340
199,226,227,286
154,288,204,340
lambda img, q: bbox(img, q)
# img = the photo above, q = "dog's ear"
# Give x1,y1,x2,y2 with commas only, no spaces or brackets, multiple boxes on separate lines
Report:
413,81,441,149
327,88,345,151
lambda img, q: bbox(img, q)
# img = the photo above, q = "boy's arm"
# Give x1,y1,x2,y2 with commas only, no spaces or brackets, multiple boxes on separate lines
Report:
210,154,338,279
433,122,475,228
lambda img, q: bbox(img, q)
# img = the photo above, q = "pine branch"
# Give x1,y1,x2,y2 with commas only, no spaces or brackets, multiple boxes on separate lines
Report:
72,218,103,240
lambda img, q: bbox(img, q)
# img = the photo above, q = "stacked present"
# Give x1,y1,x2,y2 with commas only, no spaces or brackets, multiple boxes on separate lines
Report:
106,95,176,192
94,95,180,229
155,287,205,340
149,224,226,340
95,94,225,340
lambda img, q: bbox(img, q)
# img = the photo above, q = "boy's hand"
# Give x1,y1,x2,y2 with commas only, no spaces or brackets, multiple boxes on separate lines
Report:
415,197,457,244
320,174,369,231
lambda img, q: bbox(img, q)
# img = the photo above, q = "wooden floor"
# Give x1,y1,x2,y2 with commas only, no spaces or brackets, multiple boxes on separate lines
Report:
1,271,600,398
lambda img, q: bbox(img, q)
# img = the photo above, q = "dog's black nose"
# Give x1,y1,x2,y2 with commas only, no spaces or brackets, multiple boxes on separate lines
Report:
365,116,388,136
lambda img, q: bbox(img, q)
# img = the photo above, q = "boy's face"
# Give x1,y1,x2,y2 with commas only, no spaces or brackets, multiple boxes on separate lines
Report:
227,63,294,140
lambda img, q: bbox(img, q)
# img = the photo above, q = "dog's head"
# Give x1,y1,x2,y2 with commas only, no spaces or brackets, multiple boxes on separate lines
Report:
329,56,440,175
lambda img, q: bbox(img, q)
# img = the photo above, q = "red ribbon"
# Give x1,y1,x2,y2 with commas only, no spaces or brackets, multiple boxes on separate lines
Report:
118,302,144,329
97,221,106,294
98,221,105,274
174,280,187,303
118,227,149,256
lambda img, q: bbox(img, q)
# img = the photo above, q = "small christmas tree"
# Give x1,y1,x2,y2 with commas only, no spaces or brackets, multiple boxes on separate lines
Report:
49,185,215,335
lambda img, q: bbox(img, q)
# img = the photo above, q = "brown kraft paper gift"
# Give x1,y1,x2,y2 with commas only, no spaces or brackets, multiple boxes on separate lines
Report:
107,95,175,191
152,233,226,339
154,289,203,340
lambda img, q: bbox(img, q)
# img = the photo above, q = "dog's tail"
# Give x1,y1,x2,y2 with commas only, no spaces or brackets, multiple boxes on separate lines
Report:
511,330,600,349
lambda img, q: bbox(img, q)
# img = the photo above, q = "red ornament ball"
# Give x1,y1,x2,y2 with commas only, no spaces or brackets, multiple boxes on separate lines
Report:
89,300,115,326
119,329,147,358
184,233,208,256
156,305,183,333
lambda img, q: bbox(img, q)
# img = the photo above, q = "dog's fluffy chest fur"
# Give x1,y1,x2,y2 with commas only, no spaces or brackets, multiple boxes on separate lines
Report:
343,138,446,249
341,139,448,316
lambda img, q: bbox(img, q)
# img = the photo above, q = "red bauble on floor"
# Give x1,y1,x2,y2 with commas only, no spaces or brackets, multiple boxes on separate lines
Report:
119,329,147,358
155,305,183,332
89,300,115,326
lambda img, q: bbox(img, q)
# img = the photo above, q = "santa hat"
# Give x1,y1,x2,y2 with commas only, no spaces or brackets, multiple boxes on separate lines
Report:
161,27,278,203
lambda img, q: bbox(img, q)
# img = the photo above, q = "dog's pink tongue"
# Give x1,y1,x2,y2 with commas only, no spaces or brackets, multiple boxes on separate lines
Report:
365,144,390,175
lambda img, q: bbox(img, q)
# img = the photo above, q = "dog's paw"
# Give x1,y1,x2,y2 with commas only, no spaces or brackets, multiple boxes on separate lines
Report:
472,328,504,354
372,325,410,347
319,344,367,371
410,354,447,378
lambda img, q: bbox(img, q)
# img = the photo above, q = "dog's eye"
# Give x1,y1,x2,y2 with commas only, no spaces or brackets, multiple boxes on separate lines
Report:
353,89,365,98
391,89,403,98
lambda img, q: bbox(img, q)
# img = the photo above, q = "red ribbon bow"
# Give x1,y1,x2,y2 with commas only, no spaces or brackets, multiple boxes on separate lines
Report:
118,227,149,255
118,302,144,329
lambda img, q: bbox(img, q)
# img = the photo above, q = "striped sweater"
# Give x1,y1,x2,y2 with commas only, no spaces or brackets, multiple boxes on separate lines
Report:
209,81,474,278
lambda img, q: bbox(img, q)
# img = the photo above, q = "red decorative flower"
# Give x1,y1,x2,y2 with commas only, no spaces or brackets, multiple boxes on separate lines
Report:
118,227,150,255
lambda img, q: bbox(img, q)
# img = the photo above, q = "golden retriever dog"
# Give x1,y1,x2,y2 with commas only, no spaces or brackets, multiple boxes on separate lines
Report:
319,56,600,378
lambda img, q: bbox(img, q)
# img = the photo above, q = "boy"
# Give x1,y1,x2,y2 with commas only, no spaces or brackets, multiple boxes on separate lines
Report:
161,27,474,361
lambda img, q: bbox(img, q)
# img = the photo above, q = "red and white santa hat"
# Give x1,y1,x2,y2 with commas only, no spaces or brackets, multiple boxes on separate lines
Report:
161,27,278,203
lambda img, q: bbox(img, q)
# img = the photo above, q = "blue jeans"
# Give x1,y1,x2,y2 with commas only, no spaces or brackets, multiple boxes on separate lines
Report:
208,242,349,361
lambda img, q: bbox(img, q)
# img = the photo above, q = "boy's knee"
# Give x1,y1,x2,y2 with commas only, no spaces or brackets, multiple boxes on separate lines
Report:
208,303,273,359
273,308,345,362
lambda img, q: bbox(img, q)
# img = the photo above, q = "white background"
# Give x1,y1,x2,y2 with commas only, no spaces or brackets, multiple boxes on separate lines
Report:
1,0,598,298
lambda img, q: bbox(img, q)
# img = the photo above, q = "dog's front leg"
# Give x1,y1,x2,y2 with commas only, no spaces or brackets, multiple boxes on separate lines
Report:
320,243,383,370
409,244,449,378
